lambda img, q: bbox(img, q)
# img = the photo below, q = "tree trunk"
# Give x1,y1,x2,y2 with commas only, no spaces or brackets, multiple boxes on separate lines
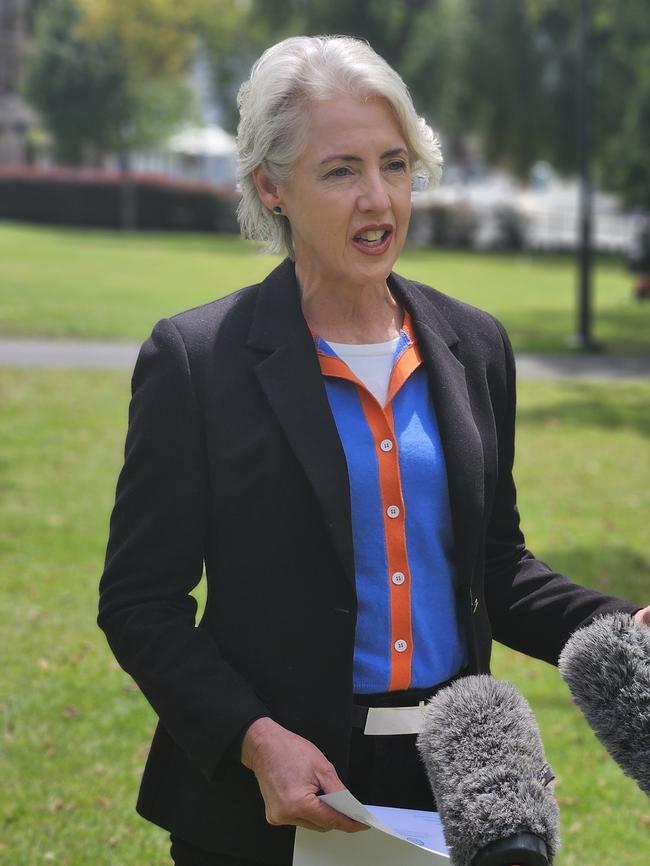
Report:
117,150,137,231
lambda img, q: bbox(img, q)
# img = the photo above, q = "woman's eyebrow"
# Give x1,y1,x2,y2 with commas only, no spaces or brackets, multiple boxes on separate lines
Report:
319,147,408,166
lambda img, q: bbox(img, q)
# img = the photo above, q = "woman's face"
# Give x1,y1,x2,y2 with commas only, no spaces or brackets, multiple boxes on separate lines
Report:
275,94,412,291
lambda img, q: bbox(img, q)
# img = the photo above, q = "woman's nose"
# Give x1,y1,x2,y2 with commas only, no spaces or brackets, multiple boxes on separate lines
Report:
357,171,391,212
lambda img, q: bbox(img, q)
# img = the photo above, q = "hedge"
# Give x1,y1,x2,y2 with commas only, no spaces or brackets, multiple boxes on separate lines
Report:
0,167,240,232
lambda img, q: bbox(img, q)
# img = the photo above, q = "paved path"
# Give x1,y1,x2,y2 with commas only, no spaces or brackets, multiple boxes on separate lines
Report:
1,337,649,380
0,338,141,370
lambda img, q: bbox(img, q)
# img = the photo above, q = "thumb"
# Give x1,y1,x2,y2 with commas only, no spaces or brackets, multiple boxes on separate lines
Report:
314,763,346,795
308,791,370,833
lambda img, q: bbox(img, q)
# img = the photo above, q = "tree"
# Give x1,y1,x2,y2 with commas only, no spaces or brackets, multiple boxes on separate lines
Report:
25,0,128,164
440,0,650,208
25,0,197,166
222,0,649,210
251,0,438,71
25,0,201,232
79,0,204,80
208,0,448,133
587,0,650,210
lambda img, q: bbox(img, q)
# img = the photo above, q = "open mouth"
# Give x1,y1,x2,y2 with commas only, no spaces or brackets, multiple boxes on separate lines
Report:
353,229,392,246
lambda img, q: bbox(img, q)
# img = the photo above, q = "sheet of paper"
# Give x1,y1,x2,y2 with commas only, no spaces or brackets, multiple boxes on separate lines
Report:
292,789,450,865
320,790,449,853
318,789,395,833
364,804,449,854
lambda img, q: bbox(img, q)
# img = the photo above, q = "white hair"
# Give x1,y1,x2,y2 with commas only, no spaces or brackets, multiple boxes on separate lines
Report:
236,35,443,259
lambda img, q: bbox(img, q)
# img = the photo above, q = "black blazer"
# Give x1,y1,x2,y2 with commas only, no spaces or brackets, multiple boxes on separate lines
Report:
98,258,636,861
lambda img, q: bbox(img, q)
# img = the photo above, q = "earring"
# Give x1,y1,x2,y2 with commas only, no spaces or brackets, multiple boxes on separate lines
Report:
272,206,282,214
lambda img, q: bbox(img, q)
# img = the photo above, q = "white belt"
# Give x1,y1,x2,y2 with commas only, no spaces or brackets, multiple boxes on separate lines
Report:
361,702,427,736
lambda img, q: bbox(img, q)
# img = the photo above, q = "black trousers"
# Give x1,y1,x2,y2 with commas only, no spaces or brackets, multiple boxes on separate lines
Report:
170,731,433,864
169,837,286,866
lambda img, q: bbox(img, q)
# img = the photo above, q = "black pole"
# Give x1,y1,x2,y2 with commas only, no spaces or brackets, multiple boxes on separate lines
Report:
572,0,600,350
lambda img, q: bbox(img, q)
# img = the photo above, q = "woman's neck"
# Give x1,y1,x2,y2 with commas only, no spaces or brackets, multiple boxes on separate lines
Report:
297,264,402,344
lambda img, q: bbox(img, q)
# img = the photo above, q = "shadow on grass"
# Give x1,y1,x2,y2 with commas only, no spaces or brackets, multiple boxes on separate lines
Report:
504,308,650,355
517,385,650,439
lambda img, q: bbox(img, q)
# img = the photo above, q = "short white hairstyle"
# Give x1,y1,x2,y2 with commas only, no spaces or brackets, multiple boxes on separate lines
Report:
236,35,443,259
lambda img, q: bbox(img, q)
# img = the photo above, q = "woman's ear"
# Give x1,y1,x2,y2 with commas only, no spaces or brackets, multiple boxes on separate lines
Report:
252,165,282,212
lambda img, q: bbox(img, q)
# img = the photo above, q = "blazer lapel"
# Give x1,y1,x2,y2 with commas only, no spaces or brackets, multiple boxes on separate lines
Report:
389,273,485,590
247,260,356,586
247,261,485,593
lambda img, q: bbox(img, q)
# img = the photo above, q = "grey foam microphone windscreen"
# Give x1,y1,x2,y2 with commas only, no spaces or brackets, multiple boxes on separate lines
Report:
416,675,560,866
558,612,650,796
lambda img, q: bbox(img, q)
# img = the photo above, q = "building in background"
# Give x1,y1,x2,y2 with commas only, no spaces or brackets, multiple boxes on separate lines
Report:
127,124,237,189
410,162,641,255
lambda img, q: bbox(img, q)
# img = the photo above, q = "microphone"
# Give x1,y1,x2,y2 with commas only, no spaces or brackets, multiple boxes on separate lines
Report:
558,612,650,797
416,675,560,866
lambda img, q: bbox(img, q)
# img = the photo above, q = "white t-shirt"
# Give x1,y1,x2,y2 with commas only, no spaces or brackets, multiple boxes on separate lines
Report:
326,336,400,406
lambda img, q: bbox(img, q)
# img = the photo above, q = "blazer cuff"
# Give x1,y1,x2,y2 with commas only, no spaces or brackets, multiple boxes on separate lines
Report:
224,713,271,767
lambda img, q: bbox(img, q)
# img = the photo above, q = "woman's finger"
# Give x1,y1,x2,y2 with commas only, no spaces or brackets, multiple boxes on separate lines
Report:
305,797,369,833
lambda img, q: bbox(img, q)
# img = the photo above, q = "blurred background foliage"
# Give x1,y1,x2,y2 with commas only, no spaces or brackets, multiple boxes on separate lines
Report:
19,0,650,209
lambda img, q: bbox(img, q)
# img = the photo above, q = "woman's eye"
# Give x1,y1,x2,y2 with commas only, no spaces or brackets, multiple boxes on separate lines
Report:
386,160,408,172
328,166,352,178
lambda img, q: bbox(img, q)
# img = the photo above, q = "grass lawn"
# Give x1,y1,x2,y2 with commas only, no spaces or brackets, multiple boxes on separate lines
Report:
1,221,649,354
1,368,648,865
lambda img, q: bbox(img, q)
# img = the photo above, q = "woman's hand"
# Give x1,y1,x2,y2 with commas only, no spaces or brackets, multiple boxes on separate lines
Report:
241,717,368,833
633,605,650,626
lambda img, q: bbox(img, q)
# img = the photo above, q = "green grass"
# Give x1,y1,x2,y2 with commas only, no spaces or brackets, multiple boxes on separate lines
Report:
1,221,649,353
492,380,650,864
1,369,648,865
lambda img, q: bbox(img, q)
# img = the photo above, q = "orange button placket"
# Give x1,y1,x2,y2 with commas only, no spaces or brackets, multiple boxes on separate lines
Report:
315,316,423,691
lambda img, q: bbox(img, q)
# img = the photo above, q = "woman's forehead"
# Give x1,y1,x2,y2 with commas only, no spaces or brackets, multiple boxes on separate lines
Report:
300,95,407,157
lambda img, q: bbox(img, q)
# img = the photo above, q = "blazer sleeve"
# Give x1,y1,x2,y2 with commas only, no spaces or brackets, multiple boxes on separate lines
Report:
482,317,639,665
98,317,269,781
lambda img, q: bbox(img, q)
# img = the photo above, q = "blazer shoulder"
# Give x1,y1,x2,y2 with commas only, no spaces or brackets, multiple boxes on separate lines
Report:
169,282,260,344
395,272,509,350
137,281,263,370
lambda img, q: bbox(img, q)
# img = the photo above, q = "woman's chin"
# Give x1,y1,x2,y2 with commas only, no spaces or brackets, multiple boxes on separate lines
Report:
348,244,401,280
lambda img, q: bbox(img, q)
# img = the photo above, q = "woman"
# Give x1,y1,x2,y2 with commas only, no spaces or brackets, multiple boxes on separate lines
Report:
98,35,649,866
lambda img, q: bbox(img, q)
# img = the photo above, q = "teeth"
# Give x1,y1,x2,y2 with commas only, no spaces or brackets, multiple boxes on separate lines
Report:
357,229,385,242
